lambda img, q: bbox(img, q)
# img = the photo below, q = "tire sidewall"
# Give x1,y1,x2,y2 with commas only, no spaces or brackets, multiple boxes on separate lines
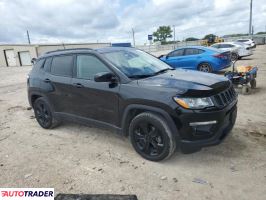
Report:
129,112,176,161
231,53,238,61
198,63,212,73
33,97,54,129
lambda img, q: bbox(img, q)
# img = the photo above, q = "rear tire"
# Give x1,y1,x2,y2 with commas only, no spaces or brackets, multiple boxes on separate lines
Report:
231,53,239,61
33,97,59,129
129,112,176,161
198,63,212,73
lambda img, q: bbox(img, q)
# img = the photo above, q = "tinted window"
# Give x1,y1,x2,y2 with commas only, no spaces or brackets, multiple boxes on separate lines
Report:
211,44,219,48
168,49,184,57
220,44,234,48
43,57,52,72
51,55,73,77
34,59,45,69
238,40,248,42
184,48,204,56
76,55,110,80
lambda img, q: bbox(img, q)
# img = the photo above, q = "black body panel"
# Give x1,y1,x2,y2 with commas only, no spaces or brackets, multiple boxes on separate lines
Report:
27,47,237,151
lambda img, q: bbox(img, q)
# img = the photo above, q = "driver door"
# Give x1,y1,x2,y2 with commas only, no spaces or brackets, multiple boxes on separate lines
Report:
70,54,120,126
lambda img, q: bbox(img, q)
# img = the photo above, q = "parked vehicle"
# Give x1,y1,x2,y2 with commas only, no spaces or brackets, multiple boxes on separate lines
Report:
211,42,252,61
28,47,238,161
236,39,256,48
159,46,231,73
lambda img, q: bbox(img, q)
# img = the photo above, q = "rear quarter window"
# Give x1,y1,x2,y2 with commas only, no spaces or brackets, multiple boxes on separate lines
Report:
34,59,45,69
43,57,52,72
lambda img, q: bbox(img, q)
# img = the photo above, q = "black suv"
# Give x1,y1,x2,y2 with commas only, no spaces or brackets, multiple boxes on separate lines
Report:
27,47,237,161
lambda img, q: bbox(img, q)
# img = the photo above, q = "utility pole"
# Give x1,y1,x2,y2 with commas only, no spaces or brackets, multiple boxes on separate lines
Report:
27,30,31,44
249,0,253,36
132,28,135,47
173,25,176,42
252,26,254,35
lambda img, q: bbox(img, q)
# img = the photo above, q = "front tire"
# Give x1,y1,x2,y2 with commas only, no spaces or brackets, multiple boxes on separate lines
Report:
129,112,176,161
231,53,239,61
198,63,212,73
33,97,59,129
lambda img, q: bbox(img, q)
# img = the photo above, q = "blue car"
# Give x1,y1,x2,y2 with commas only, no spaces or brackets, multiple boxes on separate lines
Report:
160,46,231,73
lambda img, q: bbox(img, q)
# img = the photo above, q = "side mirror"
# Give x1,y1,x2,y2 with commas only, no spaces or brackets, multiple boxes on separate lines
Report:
31,58,36,64
94,72,117,82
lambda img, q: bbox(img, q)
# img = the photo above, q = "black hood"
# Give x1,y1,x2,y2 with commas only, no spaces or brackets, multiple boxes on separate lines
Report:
137,69,230,97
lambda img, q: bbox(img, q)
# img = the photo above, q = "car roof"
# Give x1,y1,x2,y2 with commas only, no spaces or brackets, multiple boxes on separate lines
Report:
37,47,134,59
175,46,207,50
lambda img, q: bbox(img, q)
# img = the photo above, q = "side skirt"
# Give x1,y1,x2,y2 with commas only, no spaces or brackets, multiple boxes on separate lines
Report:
54,112,123,135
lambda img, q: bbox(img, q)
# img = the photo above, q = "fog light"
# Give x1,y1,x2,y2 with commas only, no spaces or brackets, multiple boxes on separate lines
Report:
189,121,217,126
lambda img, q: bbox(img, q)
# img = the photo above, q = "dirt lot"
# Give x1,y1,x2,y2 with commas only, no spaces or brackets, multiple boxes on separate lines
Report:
0,46,266,200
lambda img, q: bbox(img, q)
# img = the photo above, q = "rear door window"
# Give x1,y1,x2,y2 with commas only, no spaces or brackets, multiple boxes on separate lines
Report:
51,55,74,77
184,48,204,56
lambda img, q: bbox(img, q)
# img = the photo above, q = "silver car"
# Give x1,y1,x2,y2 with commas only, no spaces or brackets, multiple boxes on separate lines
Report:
211,42,252,60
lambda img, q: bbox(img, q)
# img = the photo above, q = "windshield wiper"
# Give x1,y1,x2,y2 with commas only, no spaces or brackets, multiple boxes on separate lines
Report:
128,74,155,79
154,68,173,75
128,68,174,79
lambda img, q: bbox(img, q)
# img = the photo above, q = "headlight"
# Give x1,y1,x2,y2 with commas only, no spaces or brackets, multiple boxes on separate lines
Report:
173,97,214,109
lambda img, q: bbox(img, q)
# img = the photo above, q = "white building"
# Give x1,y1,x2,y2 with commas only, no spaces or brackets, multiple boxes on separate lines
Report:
0,42,111,67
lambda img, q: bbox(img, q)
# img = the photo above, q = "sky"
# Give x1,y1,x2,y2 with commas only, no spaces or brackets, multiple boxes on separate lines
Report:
0,0,265,45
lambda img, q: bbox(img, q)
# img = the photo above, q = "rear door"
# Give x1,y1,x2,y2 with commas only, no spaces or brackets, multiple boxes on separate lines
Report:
182,48,204,69
165,49,185,68
70,54,120,126
44,55,74,113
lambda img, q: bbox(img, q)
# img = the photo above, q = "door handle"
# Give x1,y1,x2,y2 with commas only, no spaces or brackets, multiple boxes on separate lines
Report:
73,83,84,88
44,78,51,83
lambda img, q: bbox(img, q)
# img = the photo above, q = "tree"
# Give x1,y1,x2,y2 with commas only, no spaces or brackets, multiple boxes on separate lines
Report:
256,32,266,35
153,26,173,43
185,37,199,41
202,34,217,40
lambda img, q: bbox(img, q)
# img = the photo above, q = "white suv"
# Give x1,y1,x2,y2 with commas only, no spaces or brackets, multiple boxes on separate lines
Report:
236,39,256,48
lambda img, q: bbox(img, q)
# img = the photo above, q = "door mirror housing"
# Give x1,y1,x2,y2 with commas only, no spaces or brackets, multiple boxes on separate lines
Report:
94,72,117,82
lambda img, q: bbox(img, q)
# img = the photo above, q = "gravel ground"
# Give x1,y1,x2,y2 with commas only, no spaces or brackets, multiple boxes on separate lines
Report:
0,46,266,200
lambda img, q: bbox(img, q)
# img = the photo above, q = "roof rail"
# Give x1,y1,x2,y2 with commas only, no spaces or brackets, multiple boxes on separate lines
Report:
45,48,93,54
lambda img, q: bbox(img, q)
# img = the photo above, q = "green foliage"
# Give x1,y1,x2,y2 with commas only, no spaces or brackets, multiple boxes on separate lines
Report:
202,34,217,40
256,32,266,35
223,33,249,37
153,26,173,42
185,37,199,41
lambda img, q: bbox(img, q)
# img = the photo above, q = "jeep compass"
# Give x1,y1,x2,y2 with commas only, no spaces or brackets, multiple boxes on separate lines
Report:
27,47,237,161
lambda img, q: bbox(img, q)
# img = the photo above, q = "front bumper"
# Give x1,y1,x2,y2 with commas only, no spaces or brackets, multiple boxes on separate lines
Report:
174,101,237,153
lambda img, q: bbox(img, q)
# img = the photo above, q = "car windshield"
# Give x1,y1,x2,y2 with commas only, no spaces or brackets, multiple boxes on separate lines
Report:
102,49,172,78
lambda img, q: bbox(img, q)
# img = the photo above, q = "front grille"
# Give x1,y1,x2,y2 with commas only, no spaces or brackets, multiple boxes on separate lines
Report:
213,85,237,108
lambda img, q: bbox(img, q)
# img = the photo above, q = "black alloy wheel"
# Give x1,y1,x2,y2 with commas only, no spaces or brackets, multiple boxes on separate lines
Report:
33,97,58,129
129,112,176,161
